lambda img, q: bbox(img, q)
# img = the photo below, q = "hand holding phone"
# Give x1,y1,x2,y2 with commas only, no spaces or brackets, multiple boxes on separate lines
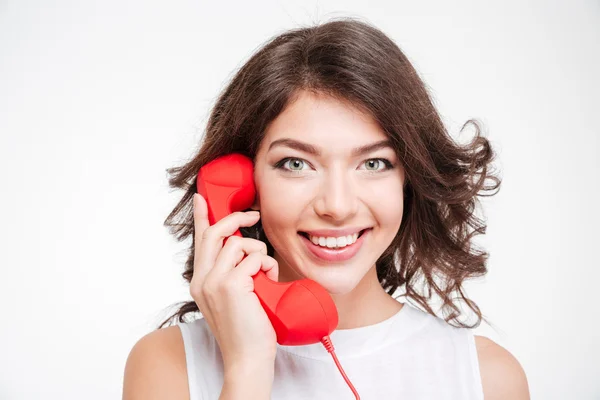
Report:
190,193,280,368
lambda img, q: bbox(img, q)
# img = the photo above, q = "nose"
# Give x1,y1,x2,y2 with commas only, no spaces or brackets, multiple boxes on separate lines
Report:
313,166,359,222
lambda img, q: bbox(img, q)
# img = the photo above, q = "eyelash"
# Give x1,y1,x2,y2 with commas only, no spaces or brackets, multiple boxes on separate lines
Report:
273,157,395,174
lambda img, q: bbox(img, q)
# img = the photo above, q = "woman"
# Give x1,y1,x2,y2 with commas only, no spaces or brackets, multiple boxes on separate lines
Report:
123,18,529,399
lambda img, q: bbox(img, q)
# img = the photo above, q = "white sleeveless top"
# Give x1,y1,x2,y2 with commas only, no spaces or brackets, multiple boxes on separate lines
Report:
177,302,484,399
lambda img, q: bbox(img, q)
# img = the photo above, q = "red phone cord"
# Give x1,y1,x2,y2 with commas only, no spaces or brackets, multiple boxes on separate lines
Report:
321,336,360,400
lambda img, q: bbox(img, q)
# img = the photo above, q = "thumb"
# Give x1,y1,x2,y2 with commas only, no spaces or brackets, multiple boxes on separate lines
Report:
263,258,279,282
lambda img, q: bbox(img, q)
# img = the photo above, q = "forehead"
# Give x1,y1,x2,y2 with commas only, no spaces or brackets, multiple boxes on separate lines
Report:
261,91,390,155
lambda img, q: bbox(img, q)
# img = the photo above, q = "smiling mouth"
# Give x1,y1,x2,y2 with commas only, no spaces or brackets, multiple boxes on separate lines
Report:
297,228,369,240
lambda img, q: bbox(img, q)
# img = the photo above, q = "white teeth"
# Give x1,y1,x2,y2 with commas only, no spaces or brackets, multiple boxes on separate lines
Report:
308,232,359,248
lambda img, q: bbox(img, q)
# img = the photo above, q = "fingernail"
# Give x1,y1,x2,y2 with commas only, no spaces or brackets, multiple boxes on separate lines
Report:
248,210,260,216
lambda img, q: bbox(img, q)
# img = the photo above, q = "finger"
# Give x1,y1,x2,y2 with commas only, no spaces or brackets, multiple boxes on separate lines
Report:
204,209,261,242
211,235,268,276
231,252,279,287
194,210,261,279
193,194,210,258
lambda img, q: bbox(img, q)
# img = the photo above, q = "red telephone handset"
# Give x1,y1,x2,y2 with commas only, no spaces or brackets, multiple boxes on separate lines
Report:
196,153,338,346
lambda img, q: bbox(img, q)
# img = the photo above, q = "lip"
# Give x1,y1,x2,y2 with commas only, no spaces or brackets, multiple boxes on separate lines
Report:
299,229,371,262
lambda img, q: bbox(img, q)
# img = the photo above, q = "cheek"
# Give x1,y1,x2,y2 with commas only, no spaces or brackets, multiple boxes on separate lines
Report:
258,188,303,233
369,182,404,218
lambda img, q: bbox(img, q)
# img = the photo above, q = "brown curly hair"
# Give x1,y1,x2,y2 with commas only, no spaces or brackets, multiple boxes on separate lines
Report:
157,17,501,330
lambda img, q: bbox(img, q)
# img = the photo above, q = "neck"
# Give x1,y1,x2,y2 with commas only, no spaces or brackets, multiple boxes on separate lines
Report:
329,265,403,329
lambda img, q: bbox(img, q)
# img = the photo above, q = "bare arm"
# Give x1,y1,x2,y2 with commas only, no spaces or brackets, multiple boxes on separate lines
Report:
475,335,530,400
122,326,189,400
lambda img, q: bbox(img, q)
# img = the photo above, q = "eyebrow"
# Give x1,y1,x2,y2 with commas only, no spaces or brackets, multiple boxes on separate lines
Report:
268,138,394,157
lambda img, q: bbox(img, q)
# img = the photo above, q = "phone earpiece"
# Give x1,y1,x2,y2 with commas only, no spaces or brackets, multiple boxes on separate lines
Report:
197,153,339,345
196,153,255,236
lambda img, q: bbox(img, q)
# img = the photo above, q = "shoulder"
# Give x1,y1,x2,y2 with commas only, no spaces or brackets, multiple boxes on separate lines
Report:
474,335,530,400
122,325,189,400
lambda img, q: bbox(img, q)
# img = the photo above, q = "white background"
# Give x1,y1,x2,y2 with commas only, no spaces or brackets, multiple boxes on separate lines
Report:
1,0,598,399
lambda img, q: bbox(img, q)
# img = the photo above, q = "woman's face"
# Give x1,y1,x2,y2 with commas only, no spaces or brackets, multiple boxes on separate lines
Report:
253,90,405,295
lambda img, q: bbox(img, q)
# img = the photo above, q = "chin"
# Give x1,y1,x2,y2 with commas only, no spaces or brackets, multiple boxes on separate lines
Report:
298,265,365,295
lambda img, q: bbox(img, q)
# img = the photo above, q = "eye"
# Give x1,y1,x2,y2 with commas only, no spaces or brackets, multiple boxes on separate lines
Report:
361,158,394,172
274,157,309,172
